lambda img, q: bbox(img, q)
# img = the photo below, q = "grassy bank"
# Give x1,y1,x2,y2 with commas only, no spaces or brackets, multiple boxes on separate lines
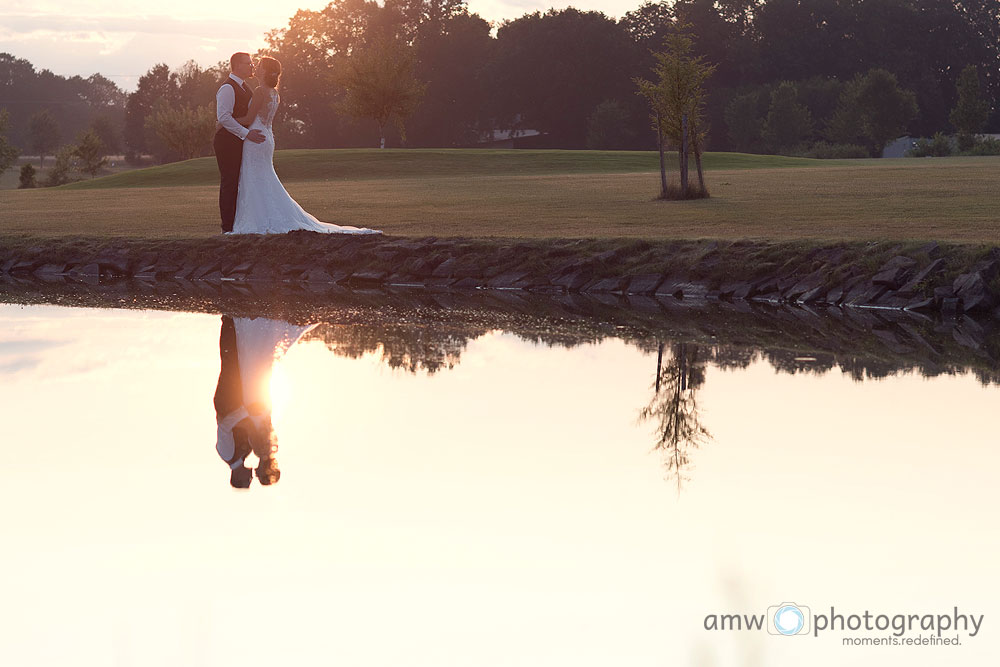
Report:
55,149,853,190
1,150,998,243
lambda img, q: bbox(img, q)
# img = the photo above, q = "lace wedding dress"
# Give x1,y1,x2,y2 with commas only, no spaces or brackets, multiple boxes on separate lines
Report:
232,89,381,235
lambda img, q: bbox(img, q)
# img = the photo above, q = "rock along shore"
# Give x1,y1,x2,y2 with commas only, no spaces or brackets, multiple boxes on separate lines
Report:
2,234,1000,319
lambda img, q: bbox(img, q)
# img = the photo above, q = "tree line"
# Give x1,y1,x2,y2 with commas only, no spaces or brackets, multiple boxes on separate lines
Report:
1,0,998,171
257,0,1000,155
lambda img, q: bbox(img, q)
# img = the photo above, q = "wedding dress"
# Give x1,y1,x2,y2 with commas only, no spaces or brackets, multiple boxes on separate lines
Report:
232,89,381,235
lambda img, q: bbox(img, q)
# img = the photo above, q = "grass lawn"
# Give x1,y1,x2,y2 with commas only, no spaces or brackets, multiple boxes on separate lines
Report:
1,149,998,243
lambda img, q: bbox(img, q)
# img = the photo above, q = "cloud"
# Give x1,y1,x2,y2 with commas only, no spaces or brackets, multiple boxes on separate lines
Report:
0,339,67,355
0,357,42,376
0,12,274,87
0,338,66,377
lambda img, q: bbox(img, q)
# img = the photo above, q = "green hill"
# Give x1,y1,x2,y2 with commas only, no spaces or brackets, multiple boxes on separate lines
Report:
62,149,860,190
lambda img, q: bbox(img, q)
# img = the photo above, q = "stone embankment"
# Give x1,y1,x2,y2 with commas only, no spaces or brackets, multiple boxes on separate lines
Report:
2,234,1000,318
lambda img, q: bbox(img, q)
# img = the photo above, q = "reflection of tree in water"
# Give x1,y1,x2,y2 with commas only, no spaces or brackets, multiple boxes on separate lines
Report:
640,342,712,494
304,323,486,374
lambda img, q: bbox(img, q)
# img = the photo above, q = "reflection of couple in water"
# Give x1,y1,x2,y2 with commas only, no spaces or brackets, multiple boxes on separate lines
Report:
213,315,315,488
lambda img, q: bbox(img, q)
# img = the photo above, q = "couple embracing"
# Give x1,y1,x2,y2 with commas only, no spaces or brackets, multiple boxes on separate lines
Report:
213,52,381,236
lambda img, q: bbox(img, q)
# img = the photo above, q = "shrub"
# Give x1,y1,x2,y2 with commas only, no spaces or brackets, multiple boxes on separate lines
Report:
18,163,37,188
963,136,1000,156
586,100,634,149
908,133,953,157
44,145,77,186
801,142,869,159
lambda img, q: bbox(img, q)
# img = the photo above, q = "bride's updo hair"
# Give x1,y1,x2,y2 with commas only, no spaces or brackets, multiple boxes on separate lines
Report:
258,56,281,88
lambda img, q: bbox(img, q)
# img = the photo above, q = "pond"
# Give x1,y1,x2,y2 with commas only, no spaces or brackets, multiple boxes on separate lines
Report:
0,293,997,667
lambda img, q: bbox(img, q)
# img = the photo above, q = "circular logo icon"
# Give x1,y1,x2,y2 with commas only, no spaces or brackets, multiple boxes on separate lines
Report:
774,605,805,635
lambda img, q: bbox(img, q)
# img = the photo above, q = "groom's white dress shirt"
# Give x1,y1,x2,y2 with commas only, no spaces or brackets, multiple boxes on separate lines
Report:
216,74,250,140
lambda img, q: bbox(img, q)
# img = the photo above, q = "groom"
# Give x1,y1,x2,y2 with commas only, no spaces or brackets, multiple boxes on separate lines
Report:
214,52,266,233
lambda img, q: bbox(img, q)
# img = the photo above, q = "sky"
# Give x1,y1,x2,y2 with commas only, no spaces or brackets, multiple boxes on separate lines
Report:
0,0,639,91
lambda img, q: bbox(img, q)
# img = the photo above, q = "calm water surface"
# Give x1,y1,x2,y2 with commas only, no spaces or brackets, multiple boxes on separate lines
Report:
1,303,997,667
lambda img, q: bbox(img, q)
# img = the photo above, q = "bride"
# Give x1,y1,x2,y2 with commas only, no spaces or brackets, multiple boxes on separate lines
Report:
231,56,381,236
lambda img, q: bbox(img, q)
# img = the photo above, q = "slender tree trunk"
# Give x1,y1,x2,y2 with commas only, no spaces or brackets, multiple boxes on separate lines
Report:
680,343,687,392
680,114,689,196
655,341,664,393
694,143,706,195
656,112,667,198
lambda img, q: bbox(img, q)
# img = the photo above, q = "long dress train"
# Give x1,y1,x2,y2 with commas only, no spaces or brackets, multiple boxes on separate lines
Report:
232,89,381,236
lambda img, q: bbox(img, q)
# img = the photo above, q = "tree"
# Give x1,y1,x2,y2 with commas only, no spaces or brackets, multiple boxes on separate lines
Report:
950,65,989,152
762,81,813,153
389,0,468,39
90,115,120,155
18,163,37,188
29,109,60,167
145,103,216,160
78,73,128,108
723,88,766,152
340,36,427,147
639,342,711,495
491,9,636,147
586,100,634,149
408,12,494,146
74,130,109,178
44,145,76,186
0,54,126,155
620,1,674,50
264,0,389,148
635,25,716,198
828,69,917,156
0,109,19,176
124,64,180,161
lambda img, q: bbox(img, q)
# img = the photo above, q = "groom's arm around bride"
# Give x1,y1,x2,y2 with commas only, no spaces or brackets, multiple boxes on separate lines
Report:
214,52,266,233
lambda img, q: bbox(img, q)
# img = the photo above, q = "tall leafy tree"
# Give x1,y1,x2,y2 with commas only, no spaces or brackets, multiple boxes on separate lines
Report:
123,64,180,161
90,115,120,155
828,68,917,156
950,65,989,151
0,108,20,175
762,81,813,153
74,130,109,178
388,0,468,40
408,12,494,146
491,9,635,147
339,36,427,147
723,88,767,152
586,100,634,149
78,73,127,108
0,53,126,152
264,0,388,148
640,342,711,495
636,25,715,198
145,103,217,160
29,109,60,166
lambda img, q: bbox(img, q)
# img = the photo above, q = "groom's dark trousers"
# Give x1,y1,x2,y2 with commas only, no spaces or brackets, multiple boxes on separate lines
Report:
214,78,253,232
214,130,243,232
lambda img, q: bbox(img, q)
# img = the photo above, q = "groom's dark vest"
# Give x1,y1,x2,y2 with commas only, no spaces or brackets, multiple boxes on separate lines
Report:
217,79,252,138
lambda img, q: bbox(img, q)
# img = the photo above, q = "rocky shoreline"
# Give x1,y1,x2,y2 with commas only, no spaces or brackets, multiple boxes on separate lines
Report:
2,234,1000,319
